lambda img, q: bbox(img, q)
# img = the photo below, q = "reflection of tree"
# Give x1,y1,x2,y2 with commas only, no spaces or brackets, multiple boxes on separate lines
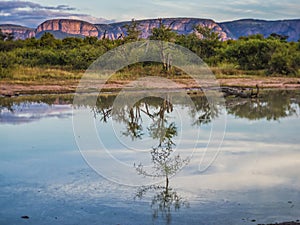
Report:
131,97,190,225
91,95,115,123
91,95,191,223
0,95,73,113
226,90,299,120
134,97,189,186
1,90,300,122
135,184,189,224
188,95,219,126
122,106,144,140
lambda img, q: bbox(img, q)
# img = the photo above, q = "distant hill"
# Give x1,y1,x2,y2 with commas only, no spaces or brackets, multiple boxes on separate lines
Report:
0,24,35,40
219,19,300,42
1,17,299,41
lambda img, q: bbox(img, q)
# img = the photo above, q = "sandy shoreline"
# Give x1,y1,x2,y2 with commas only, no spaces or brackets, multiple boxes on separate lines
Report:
1,77,300,96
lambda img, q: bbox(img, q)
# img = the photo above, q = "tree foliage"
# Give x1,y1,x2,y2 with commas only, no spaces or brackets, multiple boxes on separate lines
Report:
150,19,177,42
123,19,142,42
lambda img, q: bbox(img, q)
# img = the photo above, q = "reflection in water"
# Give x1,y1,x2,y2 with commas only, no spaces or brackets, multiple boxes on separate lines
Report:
132,98,190,224
226,90,300,121
0,95,73,124
69,90,300,223
135,185,189,224
1,90,299,123
1,90,300,224
94,95,192,223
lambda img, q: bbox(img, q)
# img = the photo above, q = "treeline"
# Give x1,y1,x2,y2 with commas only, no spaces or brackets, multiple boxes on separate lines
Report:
1,20,300,79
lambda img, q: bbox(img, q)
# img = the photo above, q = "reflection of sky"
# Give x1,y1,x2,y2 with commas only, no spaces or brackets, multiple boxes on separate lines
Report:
0,99,300,224
1,101,299,190
174,113,300,191
0,103,73,125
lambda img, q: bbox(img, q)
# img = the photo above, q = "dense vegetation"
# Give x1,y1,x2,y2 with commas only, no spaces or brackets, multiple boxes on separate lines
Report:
1,20,299,80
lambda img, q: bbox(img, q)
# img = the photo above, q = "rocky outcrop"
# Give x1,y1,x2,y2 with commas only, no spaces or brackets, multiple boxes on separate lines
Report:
219,19,300,42
95,18,228,40
36,19,98,38
1,18,299,41
0,24,35,40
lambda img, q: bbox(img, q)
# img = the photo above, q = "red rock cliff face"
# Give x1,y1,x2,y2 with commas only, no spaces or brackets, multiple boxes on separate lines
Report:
2,18,299,41
138,18,228,40
0,25,35,40
95,18,228,41
36,19,98,37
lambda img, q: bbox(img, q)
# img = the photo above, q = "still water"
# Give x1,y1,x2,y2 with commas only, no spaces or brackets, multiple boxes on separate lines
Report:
0,90,300,225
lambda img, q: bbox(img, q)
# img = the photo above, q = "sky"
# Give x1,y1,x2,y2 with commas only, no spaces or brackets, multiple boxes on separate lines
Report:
0,0,299,27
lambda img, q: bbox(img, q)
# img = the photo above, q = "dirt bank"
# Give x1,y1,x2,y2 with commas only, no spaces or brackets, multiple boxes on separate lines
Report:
1,77,300,96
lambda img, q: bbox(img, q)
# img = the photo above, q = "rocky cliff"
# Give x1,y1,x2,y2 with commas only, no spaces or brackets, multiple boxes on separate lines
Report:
94,18,228,40
219,19,300,42
0,24,35,40
36,19,98,38
1,18,299,41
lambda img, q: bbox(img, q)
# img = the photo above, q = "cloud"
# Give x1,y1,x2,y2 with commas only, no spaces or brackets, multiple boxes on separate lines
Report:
212,0,300,21
115,0,300,22
0,1,113,27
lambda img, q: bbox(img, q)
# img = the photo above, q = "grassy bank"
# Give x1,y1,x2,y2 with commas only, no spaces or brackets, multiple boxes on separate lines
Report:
3,63,300,84
1,64,300,96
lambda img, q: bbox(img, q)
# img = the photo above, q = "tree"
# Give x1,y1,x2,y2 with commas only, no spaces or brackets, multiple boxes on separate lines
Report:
83,36,98,45
268,48,299,75
6,32,14,41
224,38,277,70
24,37,39,48
0,29,14,41
177,25,222,63
149,19,177,42
62,37,83,49
238,34,264,41
194,25,220,41
0,51,16,78
123,19,142,42
39,32,56,48
269,33,289,42
149,19,177,72
0,29,5,41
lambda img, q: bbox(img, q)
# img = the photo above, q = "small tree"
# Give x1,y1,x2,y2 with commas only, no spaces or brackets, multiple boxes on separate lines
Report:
0,29,14,41
123,19,142,42
194,25,220,41
149,19,177,42
268,49,299,75
149,19,177,72
193,25,222,62
0,29,5,41
40,32,57,48
224,38,277,70
83,36,98,45
269,33,289,42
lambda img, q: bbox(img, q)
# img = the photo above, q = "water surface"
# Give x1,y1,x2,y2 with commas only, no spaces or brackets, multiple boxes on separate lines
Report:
0,90,299,225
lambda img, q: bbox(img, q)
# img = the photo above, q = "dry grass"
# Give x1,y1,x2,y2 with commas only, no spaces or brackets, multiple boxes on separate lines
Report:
9,66,83,81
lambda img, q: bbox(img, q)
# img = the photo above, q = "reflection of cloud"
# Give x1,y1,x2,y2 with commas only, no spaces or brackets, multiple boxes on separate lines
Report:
0,1,113,27
174,139,300,192
165,114,300,192
0,103,72,125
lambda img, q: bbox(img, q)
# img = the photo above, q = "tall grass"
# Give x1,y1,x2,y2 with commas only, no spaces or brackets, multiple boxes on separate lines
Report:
9,66,83,81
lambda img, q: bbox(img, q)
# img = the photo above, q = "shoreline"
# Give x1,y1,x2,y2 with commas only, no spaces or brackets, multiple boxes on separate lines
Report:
1,77,300,96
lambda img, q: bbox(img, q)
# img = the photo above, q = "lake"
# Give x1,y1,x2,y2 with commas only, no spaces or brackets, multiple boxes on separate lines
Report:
0,89,300,225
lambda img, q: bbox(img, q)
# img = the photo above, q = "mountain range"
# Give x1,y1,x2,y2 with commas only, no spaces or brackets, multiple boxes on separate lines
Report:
0,17,299,41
